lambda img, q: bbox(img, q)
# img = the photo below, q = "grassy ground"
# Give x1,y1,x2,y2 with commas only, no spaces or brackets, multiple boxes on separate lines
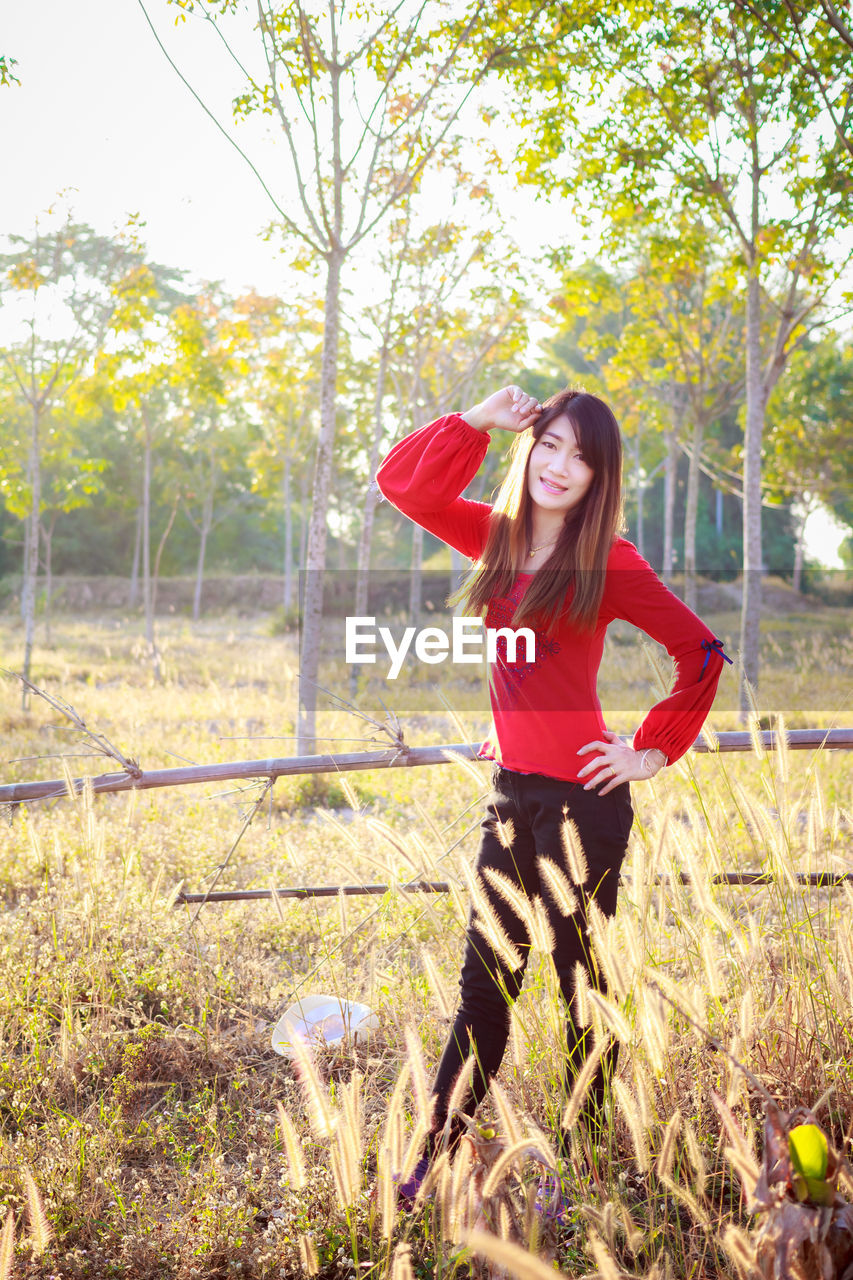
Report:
0,602,851,1278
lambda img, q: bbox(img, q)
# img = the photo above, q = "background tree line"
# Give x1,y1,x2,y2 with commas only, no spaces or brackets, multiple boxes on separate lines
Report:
2,219,849,591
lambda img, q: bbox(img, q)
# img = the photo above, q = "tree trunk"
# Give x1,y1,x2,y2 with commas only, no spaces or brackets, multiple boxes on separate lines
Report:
151,494,179,682
41,514,56,648
193,494,212,622
739,263,764,721
450,545,465,600
130,502,142,608
355,488,379,617
663,426,678,586
715,488,724,537
633,431,644,558
21,400,41,707
352,483,381,702
283,453,293,613
409,522,423,627
351,347,392,698
355,341,390,622
142,416,154,662
298,469,308,579
684,417,705,615
20,517,30,623
792,503,808,594
193,446,218,623
297,244,345,752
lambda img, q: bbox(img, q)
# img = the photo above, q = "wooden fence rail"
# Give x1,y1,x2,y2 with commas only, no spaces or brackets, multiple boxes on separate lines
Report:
2,727,852,808
173,871,853,906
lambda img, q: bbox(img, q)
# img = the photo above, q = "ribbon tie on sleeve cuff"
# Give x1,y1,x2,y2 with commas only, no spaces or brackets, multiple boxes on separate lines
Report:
699,637,733,681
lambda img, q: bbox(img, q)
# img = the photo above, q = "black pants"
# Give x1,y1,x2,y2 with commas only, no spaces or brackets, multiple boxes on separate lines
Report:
429,765,633,1155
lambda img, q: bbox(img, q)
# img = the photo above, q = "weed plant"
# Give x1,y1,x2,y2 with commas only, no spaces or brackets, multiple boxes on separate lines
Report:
0,608,850,1278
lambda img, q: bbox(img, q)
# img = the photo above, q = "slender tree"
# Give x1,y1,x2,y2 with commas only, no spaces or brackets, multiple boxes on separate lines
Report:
764,338,853,591
0,217,151,702
355,213,528,617
151,0,554,748
89,261,186,674
734,0,853,156
604,218,744,610
169,292,253,619
514,0,853,715
0,55,20,87
235,290,324,614
537,263,668,564
37,401,110,641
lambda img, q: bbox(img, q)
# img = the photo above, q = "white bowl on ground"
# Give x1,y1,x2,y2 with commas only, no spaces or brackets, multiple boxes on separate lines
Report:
270,994,379,1057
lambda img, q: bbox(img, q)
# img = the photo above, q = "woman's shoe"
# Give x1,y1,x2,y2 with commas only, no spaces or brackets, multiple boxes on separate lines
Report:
534,1169,576,1228
395,1155,431,1208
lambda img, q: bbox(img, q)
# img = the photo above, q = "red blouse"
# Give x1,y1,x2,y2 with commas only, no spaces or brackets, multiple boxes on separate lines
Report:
376,413,728,783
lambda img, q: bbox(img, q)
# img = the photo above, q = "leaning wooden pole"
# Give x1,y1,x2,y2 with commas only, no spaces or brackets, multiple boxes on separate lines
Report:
0,743,476,805
2,729,852,807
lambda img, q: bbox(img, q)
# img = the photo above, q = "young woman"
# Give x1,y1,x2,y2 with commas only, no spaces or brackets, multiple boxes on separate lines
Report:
376,385,730,1210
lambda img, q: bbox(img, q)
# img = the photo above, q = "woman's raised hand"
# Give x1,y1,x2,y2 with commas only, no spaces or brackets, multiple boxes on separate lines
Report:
461,386,542,433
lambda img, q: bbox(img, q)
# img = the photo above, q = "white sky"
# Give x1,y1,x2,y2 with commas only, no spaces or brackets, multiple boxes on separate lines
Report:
1,0,848,567
2,1,564,292
3,1,310,295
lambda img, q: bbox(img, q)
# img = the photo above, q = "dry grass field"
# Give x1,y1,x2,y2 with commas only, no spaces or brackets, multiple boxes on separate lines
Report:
0,596,851,1278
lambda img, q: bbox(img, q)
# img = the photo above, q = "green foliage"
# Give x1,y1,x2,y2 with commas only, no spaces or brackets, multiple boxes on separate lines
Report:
530,246,811,575
765,338,853,525
0,53,20,87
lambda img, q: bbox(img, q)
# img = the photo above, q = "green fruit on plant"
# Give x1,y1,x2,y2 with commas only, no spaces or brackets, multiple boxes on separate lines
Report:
789,1125,828,1180
788,1124,833,1205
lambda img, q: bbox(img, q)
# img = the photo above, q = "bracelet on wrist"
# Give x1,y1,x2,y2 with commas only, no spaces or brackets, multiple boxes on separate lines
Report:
640,748,667,775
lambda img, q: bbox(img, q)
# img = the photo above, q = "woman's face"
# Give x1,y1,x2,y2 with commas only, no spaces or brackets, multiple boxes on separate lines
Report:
526,414,595,516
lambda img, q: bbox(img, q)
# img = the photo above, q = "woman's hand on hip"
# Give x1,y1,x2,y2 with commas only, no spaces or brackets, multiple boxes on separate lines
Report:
461,386,542,433
577,731,666,795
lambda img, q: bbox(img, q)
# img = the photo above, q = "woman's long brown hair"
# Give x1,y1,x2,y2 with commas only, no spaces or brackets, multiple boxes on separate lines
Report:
453,388,624,632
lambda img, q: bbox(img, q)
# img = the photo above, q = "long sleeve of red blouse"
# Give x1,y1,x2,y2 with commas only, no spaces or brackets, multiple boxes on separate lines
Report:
600,540,727,766
375,414,492,560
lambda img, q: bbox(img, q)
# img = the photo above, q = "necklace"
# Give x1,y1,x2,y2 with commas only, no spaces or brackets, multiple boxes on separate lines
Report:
527,539,558,558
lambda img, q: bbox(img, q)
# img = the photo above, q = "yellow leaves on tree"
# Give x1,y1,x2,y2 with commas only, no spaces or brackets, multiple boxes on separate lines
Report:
6,259,46,291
